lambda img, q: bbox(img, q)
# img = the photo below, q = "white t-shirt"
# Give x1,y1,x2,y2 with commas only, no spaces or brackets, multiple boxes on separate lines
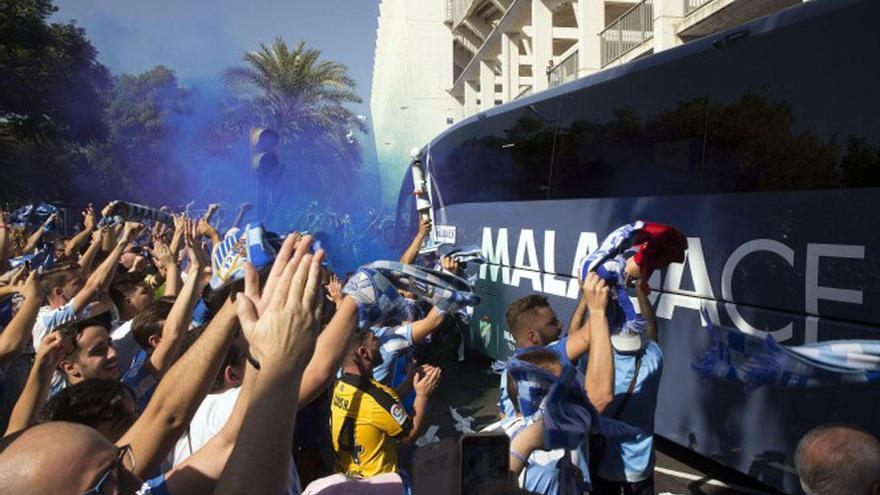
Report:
172,388,239,466
110,319,140,376
32,302,94,352
172,387,302,495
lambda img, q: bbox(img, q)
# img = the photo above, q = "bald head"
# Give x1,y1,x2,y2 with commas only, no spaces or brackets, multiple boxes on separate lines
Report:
0,422,117,495
795,424,880,495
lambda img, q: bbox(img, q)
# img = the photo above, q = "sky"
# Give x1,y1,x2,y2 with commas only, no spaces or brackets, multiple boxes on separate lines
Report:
52,0,380,119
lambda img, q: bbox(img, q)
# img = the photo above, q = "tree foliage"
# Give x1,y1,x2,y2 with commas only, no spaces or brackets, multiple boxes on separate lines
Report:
0,0,109,203
218,38,367,191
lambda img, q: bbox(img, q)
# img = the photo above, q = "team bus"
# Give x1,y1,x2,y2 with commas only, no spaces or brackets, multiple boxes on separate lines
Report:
394,0,879,492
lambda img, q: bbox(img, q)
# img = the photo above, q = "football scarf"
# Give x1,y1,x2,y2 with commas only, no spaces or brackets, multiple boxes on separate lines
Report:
693,309,880,390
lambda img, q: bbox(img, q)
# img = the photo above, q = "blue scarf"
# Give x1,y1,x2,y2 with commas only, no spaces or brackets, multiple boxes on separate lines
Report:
693,309,880,391
210,223,277,289
343,261,480,330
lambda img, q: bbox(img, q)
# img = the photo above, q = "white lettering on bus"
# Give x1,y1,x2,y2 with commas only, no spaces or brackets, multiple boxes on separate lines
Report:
656,237,718,327
511,229,542,292
805,243,865,343
479,227,510,284
721,239,794,341
479,227,868,343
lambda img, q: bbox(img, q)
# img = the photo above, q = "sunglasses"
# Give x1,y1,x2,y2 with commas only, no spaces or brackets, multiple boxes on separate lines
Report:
80,444,135,495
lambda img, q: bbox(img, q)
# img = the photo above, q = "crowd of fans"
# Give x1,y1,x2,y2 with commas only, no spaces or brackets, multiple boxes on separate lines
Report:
0,200,876,495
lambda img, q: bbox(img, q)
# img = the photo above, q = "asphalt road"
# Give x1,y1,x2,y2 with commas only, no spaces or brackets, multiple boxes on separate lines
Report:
422,355,785,495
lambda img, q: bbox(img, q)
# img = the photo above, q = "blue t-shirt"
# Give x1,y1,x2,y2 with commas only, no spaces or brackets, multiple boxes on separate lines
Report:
596,341,663,483
121,349,158,411
498,338,570,418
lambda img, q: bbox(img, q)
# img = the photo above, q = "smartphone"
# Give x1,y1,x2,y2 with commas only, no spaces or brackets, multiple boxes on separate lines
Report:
413,438,459,495
459,432,510,495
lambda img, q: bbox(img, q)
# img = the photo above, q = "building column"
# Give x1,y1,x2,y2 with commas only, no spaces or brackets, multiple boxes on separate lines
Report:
531,0,553,92
501,32,519,102
464,79,478,117
480,59,496,111
576,0,604,75
654,0,685,51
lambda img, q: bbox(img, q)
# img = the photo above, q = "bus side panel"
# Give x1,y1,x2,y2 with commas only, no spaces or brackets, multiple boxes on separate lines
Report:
441,191,880,494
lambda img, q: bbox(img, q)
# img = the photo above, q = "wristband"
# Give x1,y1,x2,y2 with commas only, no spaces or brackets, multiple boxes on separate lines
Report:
247,352,261,370
510,448,529,465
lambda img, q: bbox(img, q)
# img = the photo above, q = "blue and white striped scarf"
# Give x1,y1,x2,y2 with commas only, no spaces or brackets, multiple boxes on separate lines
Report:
9,247,54,271
579,222,647,339
693,310,880,391
496,359,639,450
343,261,480,331
99,201,174,227
9,203,57,230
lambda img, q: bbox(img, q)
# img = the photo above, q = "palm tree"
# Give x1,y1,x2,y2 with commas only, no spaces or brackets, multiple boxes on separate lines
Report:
220,38,367,187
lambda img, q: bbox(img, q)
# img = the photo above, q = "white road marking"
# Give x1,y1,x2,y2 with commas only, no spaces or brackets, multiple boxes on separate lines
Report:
655,466,773,495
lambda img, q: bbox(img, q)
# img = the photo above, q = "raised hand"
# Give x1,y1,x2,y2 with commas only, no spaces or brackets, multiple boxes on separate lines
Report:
235,235,325,372
82,203,97,231
413,364,441,398
101,200,119,219
35,331,71,375
324,273,343,305
121,221,145,243
582,272,609,314
187,240,213,287
418,217,432,238
151,240,175,269
440,256,460,274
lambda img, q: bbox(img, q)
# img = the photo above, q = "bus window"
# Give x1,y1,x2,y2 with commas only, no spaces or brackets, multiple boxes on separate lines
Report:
701,6,880,193
551,50,715,199
430,102,559,205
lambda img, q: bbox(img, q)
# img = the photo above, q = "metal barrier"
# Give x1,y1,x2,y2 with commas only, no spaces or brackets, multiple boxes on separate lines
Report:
549,50,579,88
447,0,474,27
600,0,654,67
515,85,533,99
454,32,481,54
684,0,713,15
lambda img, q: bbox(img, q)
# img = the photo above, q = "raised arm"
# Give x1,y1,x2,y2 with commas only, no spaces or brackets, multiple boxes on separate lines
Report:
399,217,431,264
0,271,43,365
214,235,323,495
78,227,105,276
399,365,441,445
230,203,252,232
636,284,657,343
64,204,97,258
0,211,10,272
565,276,597,362
150,240,180,298
568,288,589,338
22,214,55,255
4,332,70,436
70,222,142,315
197,215,221,247
581,273,613,413
411,306,445,344
146,237,210,377
116,298,239,478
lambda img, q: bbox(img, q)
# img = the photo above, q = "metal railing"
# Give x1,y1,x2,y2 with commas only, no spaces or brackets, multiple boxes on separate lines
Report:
515,85,533,100
453,32,481,54
548,49,579,88
684,0,713,15
447,0,474,27
600,0,654,67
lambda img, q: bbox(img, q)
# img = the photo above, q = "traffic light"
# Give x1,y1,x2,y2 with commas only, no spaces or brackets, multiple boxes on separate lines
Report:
249,128,283,179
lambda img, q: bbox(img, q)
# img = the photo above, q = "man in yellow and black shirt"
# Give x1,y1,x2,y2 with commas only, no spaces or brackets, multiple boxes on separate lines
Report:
331,330,441,478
